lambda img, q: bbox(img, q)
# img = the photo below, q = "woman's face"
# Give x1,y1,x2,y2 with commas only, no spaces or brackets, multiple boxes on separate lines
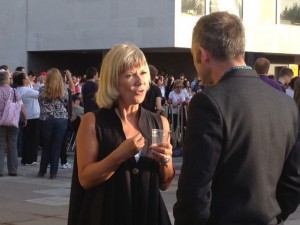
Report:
23,74,30,86
185,81,190,87
118,64,149,107
28,75,36,82
174,83,183,94
157,78,163,86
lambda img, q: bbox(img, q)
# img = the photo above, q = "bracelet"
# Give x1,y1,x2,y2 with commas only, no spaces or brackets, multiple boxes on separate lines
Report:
160,166,176,184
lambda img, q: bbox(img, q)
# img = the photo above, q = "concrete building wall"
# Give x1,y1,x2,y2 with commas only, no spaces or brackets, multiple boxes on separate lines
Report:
24,0,300,54
0,0,27,70
0,0,299,74
27,0,175,51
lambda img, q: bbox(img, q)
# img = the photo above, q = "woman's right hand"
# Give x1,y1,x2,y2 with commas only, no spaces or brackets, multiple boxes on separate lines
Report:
77,114,145,189
116,133,145,160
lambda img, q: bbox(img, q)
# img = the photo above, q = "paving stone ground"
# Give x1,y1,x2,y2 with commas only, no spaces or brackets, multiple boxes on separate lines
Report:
0,151,299,224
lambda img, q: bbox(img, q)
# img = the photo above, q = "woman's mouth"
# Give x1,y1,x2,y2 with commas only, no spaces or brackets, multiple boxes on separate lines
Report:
136,89,144,95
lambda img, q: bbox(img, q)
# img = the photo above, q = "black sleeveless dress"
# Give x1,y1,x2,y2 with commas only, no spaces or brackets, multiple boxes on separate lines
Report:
68,107,172,225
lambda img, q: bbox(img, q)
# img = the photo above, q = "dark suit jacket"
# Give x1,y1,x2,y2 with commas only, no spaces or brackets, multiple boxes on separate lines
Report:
174,68,300,225
293,78,300,111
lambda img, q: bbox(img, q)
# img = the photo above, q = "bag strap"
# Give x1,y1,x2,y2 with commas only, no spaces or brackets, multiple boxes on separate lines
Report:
12,88,17,103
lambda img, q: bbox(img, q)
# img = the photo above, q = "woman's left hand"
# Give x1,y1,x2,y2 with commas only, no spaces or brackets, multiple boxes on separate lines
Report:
150,142,173,165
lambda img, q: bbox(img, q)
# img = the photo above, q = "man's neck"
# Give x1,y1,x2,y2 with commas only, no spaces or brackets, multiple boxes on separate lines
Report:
211,59,247,85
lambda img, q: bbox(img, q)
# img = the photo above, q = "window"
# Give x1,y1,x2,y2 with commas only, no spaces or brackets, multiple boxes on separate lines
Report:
209,0,243,18
181,0,205,16
280,0,300,25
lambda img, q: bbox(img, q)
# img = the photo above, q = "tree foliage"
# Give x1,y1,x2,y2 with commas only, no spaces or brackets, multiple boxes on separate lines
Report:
181,0,204,15
281,3,300,24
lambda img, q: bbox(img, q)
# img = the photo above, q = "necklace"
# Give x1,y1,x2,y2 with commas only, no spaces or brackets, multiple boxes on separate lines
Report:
225,65,252,75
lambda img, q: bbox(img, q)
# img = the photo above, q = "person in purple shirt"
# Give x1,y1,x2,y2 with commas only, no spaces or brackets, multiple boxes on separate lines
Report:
253,57,285,92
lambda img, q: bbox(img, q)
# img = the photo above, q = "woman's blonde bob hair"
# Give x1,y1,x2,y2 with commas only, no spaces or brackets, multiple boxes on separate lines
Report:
42,68,66,100
96,43,150,109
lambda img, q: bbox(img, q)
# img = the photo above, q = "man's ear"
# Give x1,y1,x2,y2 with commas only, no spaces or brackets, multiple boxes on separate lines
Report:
199,47,210,63
194,47,202,64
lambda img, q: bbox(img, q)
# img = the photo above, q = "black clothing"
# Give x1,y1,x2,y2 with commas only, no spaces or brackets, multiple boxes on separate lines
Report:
66,87,73,119
174,69,300,225
81,80,98,113
68,107,171,225
142,83,162,113
21,118,39,164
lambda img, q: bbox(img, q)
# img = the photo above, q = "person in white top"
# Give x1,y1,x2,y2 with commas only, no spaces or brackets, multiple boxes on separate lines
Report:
14,71,40,166
182,79,194,100
168,79,189,131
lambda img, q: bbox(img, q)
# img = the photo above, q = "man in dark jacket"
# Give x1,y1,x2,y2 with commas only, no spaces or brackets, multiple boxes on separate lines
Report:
173,11,300,225
81,67,98,113
142,64,162,113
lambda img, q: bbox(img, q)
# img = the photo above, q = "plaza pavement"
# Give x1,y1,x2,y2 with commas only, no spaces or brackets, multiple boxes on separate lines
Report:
0,152,300,225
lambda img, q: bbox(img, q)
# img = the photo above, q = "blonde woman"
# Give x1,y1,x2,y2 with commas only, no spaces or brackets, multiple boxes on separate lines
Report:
68,43,174,225
38,68,69,179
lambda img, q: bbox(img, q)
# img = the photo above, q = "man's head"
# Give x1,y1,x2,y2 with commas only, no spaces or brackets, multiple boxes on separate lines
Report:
278,67,293,86
0,65,9,71
253,58,270,75
86,67,98,80
0,70,9,86
72,94,81,106
15,66,26,73
191,11,245,85
28,71,36,82
0,65,12,84
148,65,158,81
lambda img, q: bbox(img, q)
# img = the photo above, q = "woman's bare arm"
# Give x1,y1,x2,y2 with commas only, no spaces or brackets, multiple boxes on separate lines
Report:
77,112,145,190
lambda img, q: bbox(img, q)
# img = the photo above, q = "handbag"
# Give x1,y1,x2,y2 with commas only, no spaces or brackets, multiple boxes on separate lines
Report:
0,88,22,128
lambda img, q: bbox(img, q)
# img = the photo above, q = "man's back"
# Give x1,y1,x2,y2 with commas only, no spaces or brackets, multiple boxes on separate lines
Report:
174,68,300,225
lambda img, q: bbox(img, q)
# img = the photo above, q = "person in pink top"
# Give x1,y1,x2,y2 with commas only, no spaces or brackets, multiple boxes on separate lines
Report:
0,70,24,177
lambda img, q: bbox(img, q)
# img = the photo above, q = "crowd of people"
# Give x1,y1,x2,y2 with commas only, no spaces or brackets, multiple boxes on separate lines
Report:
0,65,97,178
1,11,300,225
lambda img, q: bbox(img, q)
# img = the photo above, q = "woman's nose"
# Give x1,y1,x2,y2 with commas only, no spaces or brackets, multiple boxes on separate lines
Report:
135,74,144,85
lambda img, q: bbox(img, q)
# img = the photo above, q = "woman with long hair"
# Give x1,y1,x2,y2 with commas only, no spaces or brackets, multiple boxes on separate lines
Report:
38,68,69,179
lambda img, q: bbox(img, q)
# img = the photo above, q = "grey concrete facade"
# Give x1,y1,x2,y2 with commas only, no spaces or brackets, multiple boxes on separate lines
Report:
0,0,300,75
26,0,175,51
0,0,27,69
